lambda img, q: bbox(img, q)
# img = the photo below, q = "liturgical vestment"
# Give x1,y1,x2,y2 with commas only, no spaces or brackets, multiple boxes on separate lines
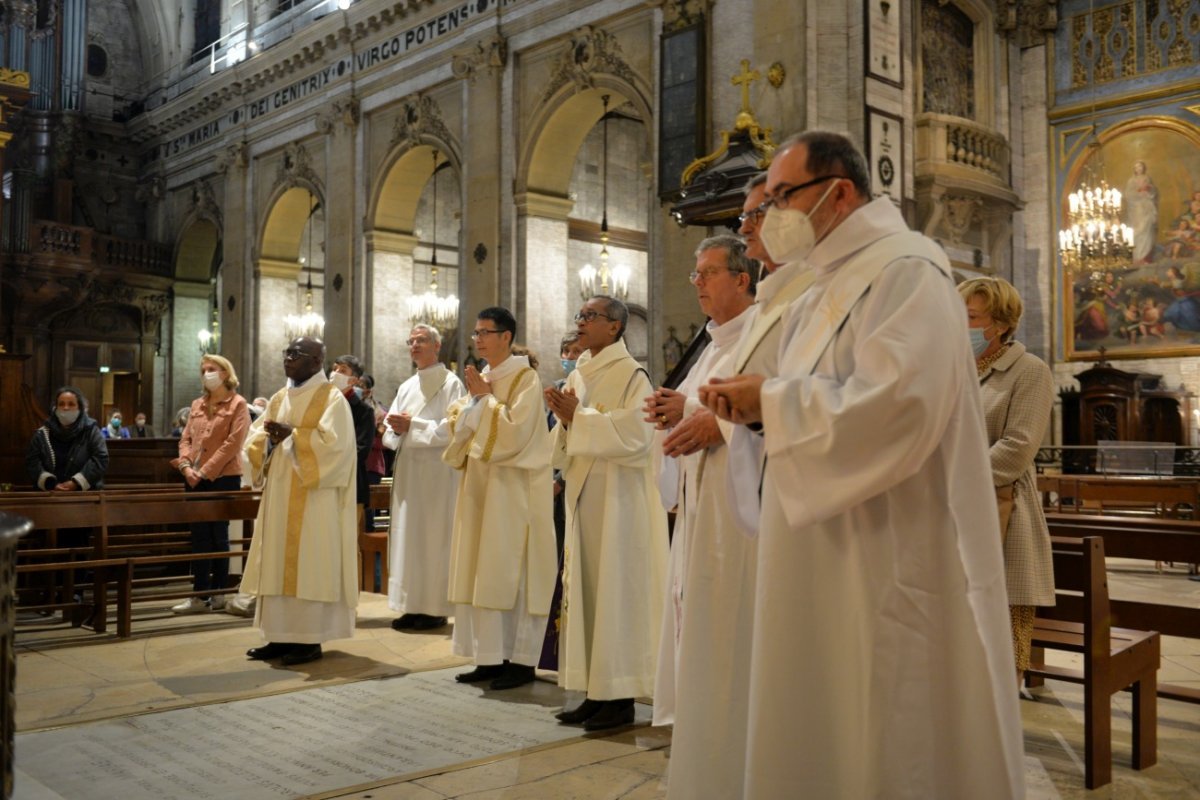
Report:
443,355,556,665
242,372,359,644
738,198,1024,799
382,364,465,617
555,340,669,700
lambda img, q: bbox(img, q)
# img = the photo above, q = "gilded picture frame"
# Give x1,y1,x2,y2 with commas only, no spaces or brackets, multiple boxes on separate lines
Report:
1061,117,1200,361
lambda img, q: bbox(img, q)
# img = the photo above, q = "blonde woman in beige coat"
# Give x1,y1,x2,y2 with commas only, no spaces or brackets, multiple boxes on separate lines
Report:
960,277,1056,686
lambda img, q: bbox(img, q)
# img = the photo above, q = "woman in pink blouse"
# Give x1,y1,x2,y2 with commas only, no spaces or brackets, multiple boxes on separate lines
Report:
171,354,251,614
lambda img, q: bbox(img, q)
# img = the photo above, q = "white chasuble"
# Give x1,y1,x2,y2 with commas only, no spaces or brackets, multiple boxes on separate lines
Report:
554,340,669,700
443,355,556,617
382,364,465,616
743,198,1024,799
242,371,359,643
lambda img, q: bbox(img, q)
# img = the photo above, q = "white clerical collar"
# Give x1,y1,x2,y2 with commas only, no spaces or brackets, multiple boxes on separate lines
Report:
757,260,811,305
708,303,754,348
417,363,446,373
417,362,448,399
808,196,909,273
287,370,327,393
577,338,631,378
483,354,528,382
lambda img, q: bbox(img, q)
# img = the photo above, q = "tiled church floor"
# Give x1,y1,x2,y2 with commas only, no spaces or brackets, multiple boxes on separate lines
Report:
14,561,1200,798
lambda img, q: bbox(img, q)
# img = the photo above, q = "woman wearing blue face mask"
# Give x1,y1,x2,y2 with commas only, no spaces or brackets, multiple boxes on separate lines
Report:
26,386,109,491
959,276,1056,688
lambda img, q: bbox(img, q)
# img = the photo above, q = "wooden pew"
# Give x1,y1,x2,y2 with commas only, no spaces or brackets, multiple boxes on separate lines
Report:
1027,536,1160,790
3,489,260,636
1041,475,1199,517
1044,512,1200,705
359,480,392,593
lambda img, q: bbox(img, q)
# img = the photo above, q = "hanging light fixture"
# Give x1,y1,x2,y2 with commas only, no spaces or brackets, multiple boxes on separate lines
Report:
284,192,326,339
579,95,630,300
197,293,220,355
1057,2,1133,275
406,149,460,330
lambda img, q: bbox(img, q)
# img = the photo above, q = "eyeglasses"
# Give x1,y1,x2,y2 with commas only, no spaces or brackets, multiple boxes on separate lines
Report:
405,337,433,347
282,348,317,360
574,310,616,324
738,207,766,226
689,267,732,284
762,175,843,210
470,329,503,339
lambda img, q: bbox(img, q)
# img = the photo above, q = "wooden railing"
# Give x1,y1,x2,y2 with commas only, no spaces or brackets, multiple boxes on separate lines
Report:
28,221,171,275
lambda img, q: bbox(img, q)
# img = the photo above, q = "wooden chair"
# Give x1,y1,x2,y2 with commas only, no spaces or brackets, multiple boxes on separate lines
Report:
1026,536,1160,789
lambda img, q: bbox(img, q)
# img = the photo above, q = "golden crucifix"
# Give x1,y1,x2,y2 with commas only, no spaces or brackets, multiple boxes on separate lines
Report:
731,59,760,116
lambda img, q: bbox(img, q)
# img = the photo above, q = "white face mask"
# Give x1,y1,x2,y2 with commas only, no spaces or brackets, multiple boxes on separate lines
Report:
329,371,352,391
759,181,838,265
56,408,80,426
202,371,224,389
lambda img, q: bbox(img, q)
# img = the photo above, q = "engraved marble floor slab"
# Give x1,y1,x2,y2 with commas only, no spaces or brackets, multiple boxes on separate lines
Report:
14,670,645,800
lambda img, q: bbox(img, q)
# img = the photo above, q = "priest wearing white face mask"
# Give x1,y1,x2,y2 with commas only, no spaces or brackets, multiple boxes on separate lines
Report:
699,131,1024,799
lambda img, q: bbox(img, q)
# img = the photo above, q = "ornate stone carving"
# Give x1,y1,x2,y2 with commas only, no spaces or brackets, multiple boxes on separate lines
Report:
137,293,170,333
540,26,640,104
451,35,507,82
389,94,454,152
135,174,166,203
188,179,223,227
998,0,1059,49
661,0,708,31
275,141,320,190
7,1,37,30
215,141,247,174
316,96,361,135
939,193,983,241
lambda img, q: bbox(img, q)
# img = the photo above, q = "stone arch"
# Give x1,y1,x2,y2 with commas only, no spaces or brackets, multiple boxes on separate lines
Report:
368,138,463,235
516,78,653,201
259,182,324,268
173,214,221,283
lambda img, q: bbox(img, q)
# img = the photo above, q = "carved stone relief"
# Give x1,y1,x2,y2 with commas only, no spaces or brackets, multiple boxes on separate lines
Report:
940,193,982,241
316,96,361,136
661,0,709,32
997,0,1059,49
275,141,320,190
389,94,454,153
540,26,640,104
215,141,247,174
189,179,223,227
451,35,507,82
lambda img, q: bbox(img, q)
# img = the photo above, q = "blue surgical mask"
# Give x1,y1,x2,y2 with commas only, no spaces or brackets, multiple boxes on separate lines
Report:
969,327,991,358
56,409,80,427
352,386,364,399
561,359,576,376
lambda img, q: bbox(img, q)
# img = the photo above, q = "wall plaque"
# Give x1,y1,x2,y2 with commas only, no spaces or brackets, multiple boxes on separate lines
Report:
865,0,903,87
866,105,904,207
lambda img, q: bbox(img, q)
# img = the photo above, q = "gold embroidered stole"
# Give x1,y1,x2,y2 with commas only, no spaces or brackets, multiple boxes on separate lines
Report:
279,382,338,596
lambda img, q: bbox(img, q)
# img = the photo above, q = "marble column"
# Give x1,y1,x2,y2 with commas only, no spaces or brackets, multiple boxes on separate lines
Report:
323,117,358,359
365,230,418,400
514,191,572,382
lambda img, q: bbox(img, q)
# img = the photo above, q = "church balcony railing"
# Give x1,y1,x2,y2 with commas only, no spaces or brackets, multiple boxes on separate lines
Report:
23,220,171,276
914,113,1012,194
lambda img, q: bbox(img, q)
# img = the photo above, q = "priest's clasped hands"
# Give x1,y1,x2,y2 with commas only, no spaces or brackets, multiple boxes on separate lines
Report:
643,387,726,458
698,374,767,425
263,420,294,446
544,384,579,425
463,365,493,399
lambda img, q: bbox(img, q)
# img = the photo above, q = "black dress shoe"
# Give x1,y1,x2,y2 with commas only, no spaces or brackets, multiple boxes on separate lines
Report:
246,642,293,661
583,699,635,731
390,614,419,631
410,614,449,630
455,663,506,683
281,644,323,666
555,698,605,724
489,663,535,690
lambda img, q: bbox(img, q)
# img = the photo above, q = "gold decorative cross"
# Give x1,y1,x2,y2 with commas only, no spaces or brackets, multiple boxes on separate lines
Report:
731,59,760,115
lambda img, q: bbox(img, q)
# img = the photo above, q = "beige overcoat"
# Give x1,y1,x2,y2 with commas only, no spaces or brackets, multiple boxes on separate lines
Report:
979,341,1056,607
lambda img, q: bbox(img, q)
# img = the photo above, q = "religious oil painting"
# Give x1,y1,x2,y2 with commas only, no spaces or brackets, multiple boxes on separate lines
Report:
1064,118,1200,360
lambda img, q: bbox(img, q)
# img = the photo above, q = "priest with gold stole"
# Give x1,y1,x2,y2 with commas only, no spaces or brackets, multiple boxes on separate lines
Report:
546,295,669,732
443,307,556,692
241,336,359,667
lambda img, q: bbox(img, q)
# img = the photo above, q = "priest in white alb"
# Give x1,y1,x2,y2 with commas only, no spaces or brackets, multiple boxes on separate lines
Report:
546,295,669,732
442,306,556,692
241,336,359,667
642,235,756,800
382,323,465,632
701,132,1024,799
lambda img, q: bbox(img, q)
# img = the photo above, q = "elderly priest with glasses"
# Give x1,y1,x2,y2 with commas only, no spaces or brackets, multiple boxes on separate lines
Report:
240,336,359,667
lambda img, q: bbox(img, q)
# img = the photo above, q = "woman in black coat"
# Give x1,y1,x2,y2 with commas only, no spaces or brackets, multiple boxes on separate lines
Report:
25,386,109,491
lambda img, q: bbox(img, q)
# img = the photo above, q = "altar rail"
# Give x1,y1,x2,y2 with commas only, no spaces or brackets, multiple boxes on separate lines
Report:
1036,446,1200,477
